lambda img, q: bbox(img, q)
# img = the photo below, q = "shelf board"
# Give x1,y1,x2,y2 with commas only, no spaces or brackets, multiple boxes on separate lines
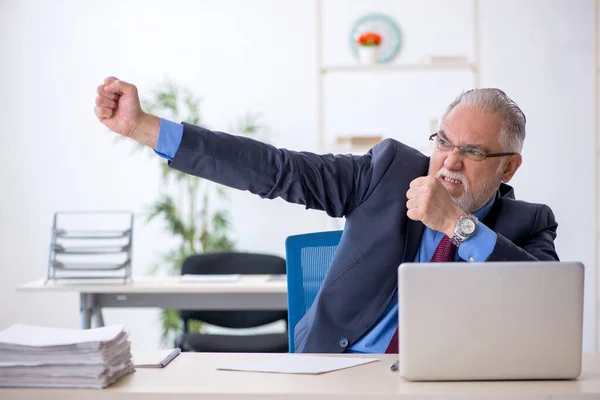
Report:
336,135,383,148
321,63,477,74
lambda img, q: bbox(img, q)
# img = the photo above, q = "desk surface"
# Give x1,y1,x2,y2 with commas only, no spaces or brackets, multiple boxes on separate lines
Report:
18,275,287,294
3,353,600,399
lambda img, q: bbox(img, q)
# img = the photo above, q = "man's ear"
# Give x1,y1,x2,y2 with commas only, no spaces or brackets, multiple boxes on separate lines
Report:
501,154,522,183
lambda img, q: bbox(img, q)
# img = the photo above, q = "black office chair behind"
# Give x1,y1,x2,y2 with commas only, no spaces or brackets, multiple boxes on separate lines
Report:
175,252,289,353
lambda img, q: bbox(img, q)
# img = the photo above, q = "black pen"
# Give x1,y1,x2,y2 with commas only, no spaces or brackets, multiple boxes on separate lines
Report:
390,360,399,371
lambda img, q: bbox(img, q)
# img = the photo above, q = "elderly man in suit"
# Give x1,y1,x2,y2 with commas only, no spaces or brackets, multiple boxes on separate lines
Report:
95,77,558,354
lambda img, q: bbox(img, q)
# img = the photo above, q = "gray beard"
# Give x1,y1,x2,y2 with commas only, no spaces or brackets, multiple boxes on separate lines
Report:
428,158,505,213
452,171,502,213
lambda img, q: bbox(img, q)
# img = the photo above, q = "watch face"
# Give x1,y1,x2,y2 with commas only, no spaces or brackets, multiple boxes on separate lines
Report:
460,218,477,235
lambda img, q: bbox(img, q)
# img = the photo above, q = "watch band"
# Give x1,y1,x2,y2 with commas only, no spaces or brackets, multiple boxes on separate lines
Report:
450,234,464,247
450,214,478,247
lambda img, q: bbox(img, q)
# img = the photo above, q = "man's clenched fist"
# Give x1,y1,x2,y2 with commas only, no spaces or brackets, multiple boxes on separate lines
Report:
406,175,465,237
94,76,160,149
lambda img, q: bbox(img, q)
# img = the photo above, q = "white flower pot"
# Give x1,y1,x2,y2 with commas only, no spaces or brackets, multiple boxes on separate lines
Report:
358,46,380,65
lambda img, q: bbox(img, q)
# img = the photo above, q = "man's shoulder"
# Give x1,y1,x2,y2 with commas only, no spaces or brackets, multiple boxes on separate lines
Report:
369,138,429,170
499,195,553,213
496,195,557,229
364,138,429,186
497,184,553,213
374,138,427,158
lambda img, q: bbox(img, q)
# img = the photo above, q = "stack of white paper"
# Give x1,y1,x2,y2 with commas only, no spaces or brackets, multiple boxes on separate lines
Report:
0,323,134,389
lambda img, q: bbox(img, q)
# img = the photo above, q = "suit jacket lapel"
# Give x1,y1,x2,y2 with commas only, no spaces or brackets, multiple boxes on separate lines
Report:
481,184,514,229
403,218,425,263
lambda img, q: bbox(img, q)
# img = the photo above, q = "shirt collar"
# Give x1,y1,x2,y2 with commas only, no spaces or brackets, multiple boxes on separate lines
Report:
471,194,496,220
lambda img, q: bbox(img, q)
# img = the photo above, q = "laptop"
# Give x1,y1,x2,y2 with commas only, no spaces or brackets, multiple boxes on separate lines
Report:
397,261,584,381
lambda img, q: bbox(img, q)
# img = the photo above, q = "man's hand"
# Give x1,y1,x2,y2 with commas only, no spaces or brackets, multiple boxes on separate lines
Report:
94,76,160,149
406,176,466,237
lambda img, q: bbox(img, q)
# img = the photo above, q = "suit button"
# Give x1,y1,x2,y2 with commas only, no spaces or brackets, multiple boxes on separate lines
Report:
339,338,349,348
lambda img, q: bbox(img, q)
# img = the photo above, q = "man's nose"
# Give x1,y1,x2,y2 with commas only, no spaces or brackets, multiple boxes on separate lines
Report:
443,147,464,170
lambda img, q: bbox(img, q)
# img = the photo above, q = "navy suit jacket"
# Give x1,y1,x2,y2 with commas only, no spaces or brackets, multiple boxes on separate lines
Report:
169,123,559,353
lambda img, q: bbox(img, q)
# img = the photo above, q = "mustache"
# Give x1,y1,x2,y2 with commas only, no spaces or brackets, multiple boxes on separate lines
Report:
435,168,469,191
435,168,467,183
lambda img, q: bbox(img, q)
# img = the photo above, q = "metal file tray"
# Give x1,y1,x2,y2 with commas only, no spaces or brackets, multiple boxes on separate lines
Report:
46,211,134,283
50,260,130,270
54,229,132,239
52,244,131,254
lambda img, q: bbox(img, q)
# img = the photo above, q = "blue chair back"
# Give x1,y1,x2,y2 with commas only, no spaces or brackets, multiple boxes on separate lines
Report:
285,230,343,352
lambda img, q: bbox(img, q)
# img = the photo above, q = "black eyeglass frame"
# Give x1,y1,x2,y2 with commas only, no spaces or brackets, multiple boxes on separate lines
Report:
428,133,517,161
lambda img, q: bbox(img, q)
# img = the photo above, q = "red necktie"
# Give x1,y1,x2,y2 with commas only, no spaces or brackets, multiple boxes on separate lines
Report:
384,236,457,353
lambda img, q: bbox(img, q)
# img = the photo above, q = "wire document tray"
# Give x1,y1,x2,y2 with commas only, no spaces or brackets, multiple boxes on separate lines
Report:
46,211,134,283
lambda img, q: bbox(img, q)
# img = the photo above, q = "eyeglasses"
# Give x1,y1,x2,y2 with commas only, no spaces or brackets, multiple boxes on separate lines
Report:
429,133,517,162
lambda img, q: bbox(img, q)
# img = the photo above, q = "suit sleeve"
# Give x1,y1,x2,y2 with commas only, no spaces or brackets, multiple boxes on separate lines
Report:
486,204,559,261
167,123,398,218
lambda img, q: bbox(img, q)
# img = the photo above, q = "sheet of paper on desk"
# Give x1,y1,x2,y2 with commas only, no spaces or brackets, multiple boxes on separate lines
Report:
266,274,287,281
218,355,379,375
181,274,241,283
0,323,125,349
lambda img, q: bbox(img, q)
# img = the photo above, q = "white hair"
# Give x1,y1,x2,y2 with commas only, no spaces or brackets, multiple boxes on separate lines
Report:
441,88,526,153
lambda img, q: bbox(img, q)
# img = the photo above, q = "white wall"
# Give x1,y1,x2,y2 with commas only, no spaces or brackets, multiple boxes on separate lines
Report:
0,0,596,352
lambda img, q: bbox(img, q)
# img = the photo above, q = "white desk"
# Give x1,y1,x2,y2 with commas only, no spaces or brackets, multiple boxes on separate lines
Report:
2,353,600,399
18,276,287,329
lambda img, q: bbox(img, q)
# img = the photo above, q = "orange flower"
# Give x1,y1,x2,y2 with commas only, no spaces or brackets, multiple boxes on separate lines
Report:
356,32,382,46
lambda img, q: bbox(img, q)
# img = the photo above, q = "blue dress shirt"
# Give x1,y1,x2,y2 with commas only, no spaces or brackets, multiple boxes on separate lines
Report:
154,118,498,353
155,118,184,160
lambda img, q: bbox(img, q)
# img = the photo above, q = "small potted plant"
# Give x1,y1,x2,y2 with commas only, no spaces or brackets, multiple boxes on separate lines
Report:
356,32,382,65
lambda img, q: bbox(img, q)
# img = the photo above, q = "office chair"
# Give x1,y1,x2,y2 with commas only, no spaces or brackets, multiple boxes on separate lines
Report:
285,230,343,352
175,252,289,353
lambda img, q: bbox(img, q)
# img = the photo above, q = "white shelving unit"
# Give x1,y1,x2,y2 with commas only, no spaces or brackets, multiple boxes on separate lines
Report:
315,0,481,154
320,62,478,74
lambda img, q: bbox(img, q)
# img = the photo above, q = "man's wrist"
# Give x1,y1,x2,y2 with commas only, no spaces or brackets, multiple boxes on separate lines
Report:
133,113,161,149
443,208,467,238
